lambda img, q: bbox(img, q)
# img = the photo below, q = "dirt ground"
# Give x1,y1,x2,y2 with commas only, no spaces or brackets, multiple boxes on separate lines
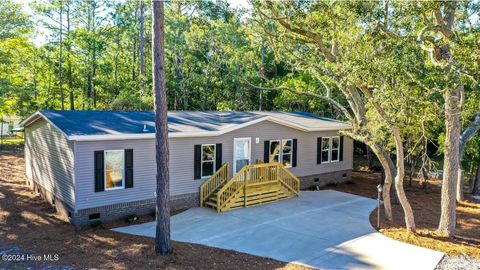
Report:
320,171,480,258
1,153,479,269
0,153,311,270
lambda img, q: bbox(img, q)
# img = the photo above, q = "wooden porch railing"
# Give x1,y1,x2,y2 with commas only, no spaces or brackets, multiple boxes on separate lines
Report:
215,162,300,212
278,165,300,196
199,163,230,207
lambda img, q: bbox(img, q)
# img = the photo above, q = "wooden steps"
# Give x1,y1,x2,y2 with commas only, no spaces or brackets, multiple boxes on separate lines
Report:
204,181,296,212
200,162,300,212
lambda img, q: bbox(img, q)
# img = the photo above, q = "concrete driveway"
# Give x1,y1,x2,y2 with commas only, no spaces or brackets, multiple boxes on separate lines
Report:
113,190,444,270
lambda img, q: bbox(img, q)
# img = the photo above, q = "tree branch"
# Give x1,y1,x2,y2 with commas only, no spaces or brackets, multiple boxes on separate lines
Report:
460,111,480,156
245,82,354,121
263,0,337,63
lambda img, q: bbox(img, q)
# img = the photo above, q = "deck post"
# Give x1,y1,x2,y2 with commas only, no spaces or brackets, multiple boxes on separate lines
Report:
244,172,247,207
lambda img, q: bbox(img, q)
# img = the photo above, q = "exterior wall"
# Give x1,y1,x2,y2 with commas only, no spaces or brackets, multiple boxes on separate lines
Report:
169,120,353,195
74,120,353,212
74,139,156,210
25,119,75,208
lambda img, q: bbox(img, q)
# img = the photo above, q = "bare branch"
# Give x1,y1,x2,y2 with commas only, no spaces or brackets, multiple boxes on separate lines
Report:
460,111,480,156
245,82,354,121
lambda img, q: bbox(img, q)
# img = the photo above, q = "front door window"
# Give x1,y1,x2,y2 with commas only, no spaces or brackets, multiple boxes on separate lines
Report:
234,138,251,173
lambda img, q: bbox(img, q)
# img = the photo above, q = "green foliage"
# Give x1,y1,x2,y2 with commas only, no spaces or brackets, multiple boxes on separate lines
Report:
252,0,480,170
89,219,102,228
0,0,31,40
0,0,289,116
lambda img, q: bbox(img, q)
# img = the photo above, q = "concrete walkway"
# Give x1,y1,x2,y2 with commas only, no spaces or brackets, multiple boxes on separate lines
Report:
113,190,444,270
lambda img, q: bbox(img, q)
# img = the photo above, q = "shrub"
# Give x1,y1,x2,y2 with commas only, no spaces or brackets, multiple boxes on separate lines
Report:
89,219,102,228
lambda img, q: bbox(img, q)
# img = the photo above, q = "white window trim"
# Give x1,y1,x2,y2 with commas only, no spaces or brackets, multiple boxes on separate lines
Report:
201,144,216,179
321,137,331,164
269,139,293,168
331,136,340,163
233,137,251,173
104,149,125,191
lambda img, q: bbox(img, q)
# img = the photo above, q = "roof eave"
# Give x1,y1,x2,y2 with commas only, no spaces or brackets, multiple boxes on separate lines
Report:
20,111,70,139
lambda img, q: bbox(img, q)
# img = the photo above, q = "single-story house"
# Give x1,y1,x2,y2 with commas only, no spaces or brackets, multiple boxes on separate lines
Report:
21,110,353,225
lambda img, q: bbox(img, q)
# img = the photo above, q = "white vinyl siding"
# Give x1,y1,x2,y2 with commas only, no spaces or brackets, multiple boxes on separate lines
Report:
25,119,75,207
73,121,353,210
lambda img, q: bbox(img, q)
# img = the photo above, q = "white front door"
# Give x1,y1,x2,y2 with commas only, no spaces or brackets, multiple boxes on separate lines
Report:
233,137,251,173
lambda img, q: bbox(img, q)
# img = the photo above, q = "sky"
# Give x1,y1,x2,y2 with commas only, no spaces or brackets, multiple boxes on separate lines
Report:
14,0,252,46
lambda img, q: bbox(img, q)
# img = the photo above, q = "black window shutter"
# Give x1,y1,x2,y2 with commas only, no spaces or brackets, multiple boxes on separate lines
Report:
215,143,222,171
194,145,201,180
264,140,270,162
317,137,322,164
292,139,298,167
94,151,105,192
125,149,133,188
339,136,344,161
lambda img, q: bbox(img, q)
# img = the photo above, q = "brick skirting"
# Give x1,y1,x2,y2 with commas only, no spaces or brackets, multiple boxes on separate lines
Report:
298,169,352,189
71,193,198,226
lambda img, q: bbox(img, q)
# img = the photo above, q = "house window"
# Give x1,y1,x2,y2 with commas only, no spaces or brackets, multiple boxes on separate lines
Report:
201,144,216,178
282,139,293,168
270,139,293,167
331,136,340,162
269,140,280,163
321,137,331,163
105,150,124,190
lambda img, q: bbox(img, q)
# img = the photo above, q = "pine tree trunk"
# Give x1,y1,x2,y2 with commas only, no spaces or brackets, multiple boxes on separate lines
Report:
59,0,64,110
66,4,74,110
152,0,171,255
132,4,138,81
114,7,120,96
259,37,265,111
438,85,462,237
139,0,145,89
91,1,97,109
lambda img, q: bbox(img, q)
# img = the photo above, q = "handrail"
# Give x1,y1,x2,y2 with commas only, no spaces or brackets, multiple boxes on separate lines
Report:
277,165,300,196
216,162,301,211
216,165,250,211
199,163,230,207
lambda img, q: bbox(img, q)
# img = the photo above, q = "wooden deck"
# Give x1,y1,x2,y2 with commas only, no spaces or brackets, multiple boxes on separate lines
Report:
199,162,300,212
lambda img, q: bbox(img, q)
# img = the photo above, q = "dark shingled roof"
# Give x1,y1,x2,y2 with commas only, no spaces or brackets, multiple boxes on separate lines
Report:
26,110,351,137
